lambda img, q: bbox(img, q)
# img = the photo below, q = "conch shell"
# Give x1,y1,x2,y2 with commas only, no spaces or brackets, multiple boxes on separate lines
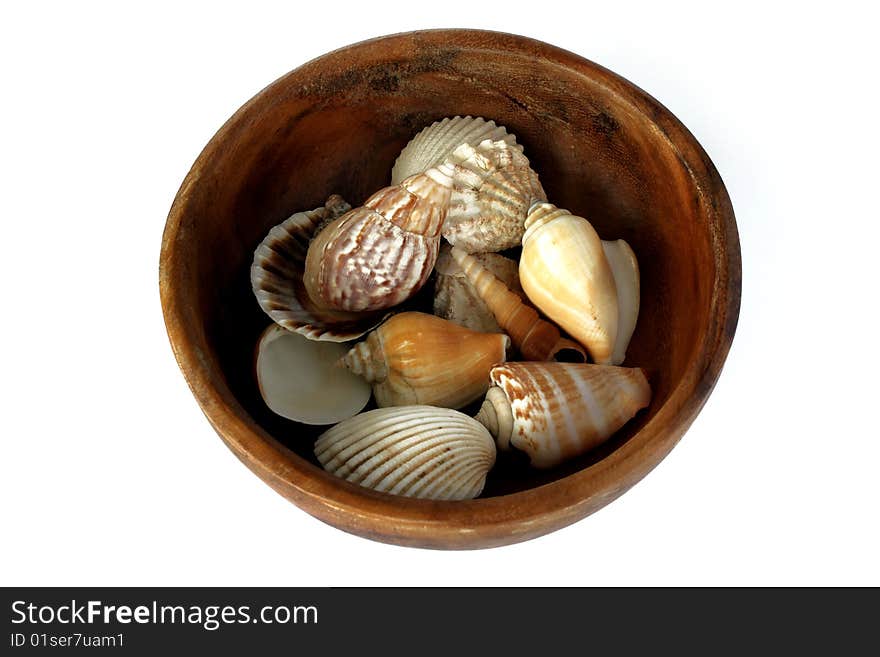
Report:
303,164,454,313
250,195,386,341
391,115,518,185
433,243,524,333
340,312,509,409
476,362,651,468
315,405,496,500
520,202,619,364
602,239,641,365
442,139,547,253
449,246,587,363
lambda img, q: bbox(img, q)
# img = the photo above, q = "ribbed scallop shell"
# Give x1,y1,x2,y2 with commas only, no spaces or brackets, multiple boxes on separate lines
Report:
314,406,496,500
303,166,454,312
391,116,519,185
475,362,651,468
443,139,547,253
602,239,641,365
250,195,387,341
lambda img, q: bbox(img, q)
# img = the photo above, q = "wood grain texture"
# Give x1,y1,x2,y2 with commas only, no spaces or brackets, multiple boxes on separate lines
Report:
159,29,741,549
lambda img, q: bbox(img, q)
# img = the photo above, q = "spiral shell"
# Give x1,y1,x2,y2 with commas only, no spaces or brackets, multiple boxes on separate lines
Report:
520,202,619,364
449,246,587,363
475,362,651,468
391,115,519,185
315,406,496,500
340,312,509,409
304,166,454,313
602,239,641,365
250,195,387,341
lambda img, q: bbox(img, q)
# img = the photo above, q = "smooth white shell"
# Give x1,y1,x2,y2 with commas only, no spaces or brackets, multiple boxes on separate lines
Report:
602,239,641,365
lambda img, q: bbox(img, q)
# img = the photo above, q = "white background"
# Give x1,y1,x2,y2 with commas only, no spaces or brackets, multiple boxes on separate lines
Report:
2,1,877,586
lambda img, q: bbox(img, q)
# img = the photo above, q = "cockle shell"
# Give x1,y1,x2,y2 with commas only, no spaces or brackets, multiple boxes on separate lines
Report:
391,115,519,185
340,312,509,409
433,243,524,333
255,324,371,425
442,139,547,253
250,195,387,342
602,239,641,365
314,405,496,500
303,165,454,313
449,246,587,363
475,362,651,468
520,202,619,364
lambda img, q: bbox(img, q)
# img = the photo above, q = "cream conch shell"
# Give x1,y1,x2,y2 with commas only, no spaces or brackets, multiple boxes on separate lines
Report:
303,164,454,313
520,202,619,364
442,139,547,253
602,239,641,365
340,312,509,409
475,362,651,468
449,246,587,363
250,195,387,342
433,243,524,333
391,115,518,185
315,405,496,500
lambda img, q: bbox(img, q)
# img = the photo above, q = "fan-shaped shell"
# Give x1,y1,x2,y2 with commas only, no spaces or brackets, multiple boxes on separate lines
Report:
250,195,387,341
391,115,519,185
315,406,496,500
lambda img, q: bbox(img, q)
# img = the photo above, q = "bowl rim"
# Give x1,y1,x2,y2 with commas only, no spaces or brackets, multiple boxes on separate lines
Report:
159,28,741,549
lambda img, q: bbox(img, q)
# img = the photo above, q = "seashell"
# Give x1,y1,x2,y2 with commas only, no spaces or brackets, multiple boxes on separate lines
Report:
520,202,620,364
340,311,509,409
391,115,519,185
449,246,587,363
255,324,371,425
250,195,387,342
303,165,454,313
475,362,651,468
433,243,524,333
315,405,496,500
602,239,641,365
442,139,547,253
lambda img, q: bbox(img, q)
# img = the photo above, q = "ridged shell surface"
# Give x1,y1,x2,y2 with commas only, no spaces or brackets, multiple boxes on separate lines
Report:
314,406,496,500
391,116,519,185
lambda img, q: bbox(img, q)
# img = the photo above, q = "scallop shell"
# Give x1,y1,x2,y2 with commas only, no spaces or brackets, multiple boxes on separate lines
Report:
442,139,547,253
391,115,519,185
340,312,509,409
602,239,641,365
449,246,587,363
433,243,524,333
303,165,454,313
255,324,371,425
315,405,496,500
520,202,619,364
475,362,651,468
250,195,387,341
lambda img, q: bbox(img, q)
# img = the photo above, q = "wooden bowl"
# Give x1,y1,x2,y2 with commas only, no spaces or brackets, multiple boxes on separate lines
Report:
160,29,740,549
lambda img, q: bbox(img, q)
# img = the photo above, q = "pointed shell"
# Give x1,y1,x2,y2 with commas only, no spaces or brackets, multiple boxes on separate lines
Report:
303,166,454,312
340,312,509,409
391,115,519,185
250,195,387,342
433,243,524,333
315,406,496,500
475,362,651,468
520,202,619,363
255,324,371,424
602,239,641,365
443,139,547,253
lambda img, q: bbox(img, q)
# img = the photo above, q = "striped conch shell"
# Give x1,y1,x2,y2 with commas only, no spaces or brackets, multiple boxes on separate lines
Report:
449,246,587,363
391,116,518,185
250,195,387,341
475,362,651,468
520,202,619,364
303,164,454,313
602,239,641,365
315,406,496,500
340,312,509,409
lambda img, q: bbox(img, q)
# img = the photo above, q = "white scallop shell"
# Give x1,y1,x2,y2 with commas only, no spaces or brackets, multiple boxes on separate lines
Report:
391,115,519,185
314,406,496,500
